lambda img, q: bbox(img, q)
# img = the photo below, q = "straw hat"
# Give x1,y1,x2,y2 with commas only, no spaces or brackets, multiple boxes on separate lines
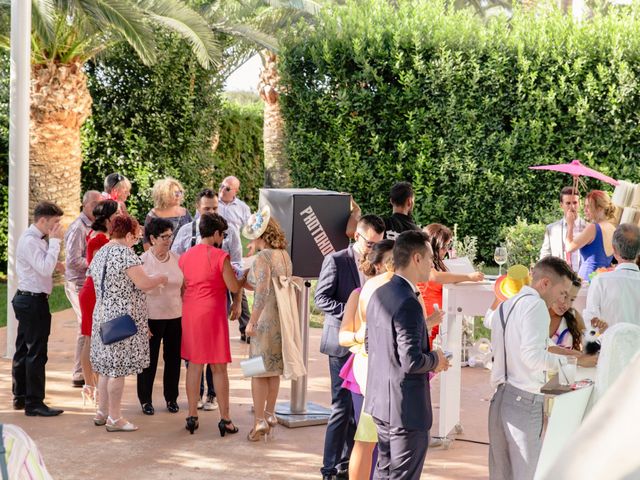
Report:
242,205,271,240
494,264,531,302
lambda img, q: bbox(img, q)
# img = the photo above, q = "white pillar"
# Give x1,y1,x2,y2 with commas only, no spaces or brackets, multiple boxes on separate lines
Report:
6,0,31,358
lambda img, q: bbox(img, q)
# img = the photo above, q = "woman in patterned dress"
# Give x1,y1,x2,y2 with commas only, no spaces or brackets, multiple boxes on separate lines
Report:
89,215,167,432
242,209,293,442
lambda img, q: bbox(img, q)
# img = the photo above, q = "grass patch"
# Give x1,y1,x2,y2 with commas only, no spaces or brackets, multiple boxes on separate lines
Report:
0,283,71,328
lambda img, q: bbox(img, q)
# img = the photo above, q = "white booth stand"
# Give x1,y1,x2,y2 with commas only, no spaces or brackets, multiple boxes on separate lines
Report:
438,282,589,446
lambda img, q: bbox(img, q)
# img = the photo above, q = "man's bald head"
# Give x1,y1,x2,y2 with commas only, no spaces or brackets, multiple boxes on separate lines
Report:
220,176,240,202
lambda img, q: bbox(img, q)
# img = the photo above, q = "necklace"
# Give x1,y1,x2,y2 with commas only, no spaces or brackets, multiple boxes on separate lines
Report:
152,249,170,263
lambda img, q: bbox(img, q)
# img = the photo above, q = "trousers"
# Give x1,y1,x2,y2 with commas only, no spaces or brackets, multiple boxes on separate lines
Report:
488,383,545,480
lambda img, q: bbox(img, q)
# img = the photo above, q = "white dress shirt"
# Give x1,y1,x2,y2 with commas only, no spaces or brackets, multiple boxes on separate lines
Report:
64,212,91,286
16,224,61,294
218,197,251,231
487,286,562,394
583,263,640,328
540,216,586,272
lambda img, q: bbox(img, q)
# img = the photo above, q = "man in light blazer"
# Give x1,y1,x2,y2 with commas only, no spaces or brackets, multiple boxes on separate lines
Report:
316,214,385,480
365,230,449,480
540,186,587,272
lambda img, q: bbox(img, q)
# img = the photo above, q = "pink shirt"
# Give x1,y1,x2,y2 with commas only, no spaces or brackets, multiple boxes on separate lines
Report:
141,250,183,319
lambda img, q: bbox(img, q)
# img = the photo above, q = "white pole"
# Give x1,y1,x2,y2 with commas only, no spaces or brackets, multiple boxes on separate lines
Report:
6,0,31,358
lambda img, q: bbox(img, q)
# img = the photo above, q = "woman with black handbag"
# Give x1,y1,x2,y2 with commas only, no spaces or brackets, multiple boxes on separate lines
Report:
88,215,167,432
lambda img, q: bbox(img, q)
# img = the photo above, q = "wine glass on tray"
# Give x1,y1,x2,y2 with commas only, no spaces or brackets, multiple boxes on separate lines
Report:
494,246,508,276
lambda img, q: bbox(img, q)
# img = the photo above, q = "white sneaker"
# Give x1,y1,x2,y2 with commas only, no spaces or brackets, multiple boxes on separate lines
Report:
197,397,204,410
203,395,218,411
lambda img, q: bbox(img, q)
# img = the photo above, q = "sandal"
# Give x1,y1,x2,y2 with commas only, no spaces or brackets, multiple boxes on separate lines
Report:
218,418,239,437
93,410,107,427
106,416,138,432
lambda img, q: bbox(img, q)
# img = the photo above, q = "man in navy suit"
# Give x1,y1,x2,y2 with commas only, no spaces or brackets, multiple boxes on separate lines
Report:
316,214,385,480
365,230,449,480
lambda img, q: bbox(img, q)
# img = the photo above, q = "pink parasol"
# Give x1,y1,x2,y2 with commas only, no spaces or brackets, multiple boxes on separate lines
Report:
529,160,619,189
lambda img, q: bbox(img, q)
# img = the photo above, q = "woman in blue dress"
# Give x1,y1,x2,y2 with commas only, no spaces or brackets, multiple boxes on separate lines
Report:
566,190,616,281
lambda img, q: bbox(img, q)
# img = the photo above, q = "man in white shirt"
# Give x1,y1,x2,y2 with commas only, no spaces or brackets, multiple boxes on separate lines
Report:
487,256,575,480
540,186,587,272
583,223,640,328
63,190,101,387
12,202,66,417
218,176,252,342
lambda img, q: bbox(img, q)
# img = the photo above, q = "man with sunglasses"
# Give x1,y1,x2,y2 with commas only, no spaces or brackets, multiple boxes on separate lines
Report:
316,214,385,480
217,176,252,342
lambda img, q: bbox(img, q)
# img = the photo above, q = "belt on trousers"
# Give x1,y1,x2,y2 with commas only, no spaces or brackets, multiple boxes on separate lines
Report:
16,290,49,299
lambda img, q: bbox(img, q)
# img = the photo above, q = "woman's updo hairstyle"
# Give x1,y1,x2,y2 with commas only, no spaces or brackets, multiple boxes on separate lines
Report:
359,239,395,277
109,214,140,239
586,190,616,219
91,200,119,233
199,213,228,238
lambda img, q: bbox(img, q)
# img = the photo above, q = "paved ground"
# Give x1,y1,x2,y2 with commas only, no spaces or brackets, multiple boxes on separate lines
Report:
0,309,492,479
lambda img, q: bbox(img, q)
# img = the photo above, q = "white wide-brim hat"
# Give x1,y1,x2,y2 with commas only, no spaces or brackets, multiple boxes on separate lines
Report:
242,205,271,240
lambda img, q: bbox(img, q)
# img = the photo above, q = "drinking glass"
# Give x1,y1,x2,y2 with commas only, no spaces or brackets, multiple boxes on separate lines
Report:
558,356,577,386
494,247,508,275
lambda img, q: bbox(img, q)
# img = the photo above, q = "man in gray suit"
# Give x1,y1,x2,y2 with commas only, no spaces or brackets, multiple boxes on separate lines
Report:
540,186,587,272
365,230,449,480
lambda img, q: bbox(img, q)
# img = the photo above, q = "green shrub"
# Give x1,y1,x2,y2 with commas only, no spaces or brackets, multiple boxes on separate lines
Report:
0,51,8,269
211,100,264,210
500,218,547,267
81,32,224,220
279,0,640,260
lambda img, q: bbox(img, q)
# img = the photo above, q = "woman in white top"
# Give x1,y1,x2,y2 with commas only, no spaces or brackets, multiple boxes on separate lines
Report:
136,217,184,415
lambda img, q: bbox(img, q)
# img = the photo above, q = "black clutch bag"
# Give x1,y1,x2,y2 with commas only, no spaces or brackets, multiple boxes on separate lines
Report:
100,314,137,345
98,257,138,345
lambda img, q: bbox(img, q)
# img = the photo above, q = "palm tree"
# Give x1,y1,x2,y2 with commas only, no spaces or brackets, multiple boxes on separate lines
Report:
203,0,321,188
0,0,220,227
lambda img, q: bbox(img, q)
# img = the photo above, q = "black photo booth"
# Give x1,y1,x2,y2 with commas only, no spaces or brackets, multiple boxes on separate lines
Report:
259,188,351,279
258,188,350,427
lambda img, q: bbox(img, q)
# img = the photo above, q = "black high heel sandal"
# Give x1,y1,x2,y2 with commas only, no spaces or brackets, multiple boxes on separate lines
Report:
218,418,239,437
186,416,199,434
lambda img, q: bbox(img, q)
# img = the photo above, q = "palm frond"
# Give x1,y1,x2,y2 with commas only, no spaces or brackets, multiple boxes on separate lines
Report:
214,22,279,51
265,0,322,18
31,0,57,48
137,0,222,69
75,0,157,65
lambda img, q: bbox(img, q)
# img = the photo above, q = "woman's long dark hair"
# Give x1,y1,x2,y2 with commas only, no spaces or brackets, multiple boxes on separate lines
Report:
423,223,452,272
91,200,119,233
563,278,584,351
359,239,395,277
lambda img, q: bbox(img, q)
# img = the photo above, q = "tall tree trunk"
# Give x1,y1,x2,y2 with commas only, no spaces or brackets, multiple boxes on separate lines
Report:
30,61,92,228
258,51,291,188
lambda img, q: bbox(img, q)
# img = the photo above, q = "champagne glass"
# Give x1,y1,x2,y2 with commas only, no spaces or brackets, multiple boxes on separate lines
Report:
494,246,508,276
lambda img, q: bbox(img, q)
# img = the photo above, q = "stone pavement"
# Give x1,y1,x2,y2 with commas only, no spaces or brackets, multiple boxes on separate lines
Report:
0,308,492,479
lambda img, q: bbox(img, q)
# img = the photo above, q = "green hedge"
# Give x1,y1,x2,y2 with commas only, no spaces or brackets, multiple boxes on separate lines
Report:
81,32,224,220
0,51,8,269
212,100,264,210
279,0,640,260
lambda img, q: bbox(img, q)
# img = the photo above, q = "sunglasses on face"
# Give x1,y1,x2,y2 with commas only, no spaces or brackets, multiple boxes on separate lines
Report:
174,190,184,198
219,184,232,192
159,233,173,241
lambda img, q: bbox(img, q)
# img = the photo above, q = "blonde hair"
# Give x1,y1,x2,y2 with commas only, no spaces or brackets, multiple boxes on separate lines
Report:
152,177,184,209
586,190,616,220
261,217,287,250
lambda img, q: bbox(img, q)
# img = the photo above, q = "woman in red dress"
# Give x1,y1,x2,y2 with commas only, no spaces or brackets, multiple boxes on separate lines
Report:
78,200,119,404
418,224,485,348
179,213,243,435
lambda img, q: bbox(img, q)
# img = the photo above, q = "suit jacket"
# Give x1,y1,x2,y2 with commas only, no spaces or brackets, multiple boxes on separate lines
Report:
539,217,586,271
315,245,362,357
364,275,439,431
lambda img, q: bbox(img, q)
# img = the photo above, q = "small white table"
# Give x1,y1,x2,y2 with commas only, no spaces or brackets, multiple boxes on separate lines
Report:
438,282,589,445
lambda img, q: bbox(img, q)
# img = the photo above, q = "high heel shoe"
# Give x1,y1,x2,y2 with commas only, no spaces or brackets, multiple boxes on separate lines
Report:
264,411,278,439
247,419,270,442
82,385,97,407
218,418,239,437
185,416,199,434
